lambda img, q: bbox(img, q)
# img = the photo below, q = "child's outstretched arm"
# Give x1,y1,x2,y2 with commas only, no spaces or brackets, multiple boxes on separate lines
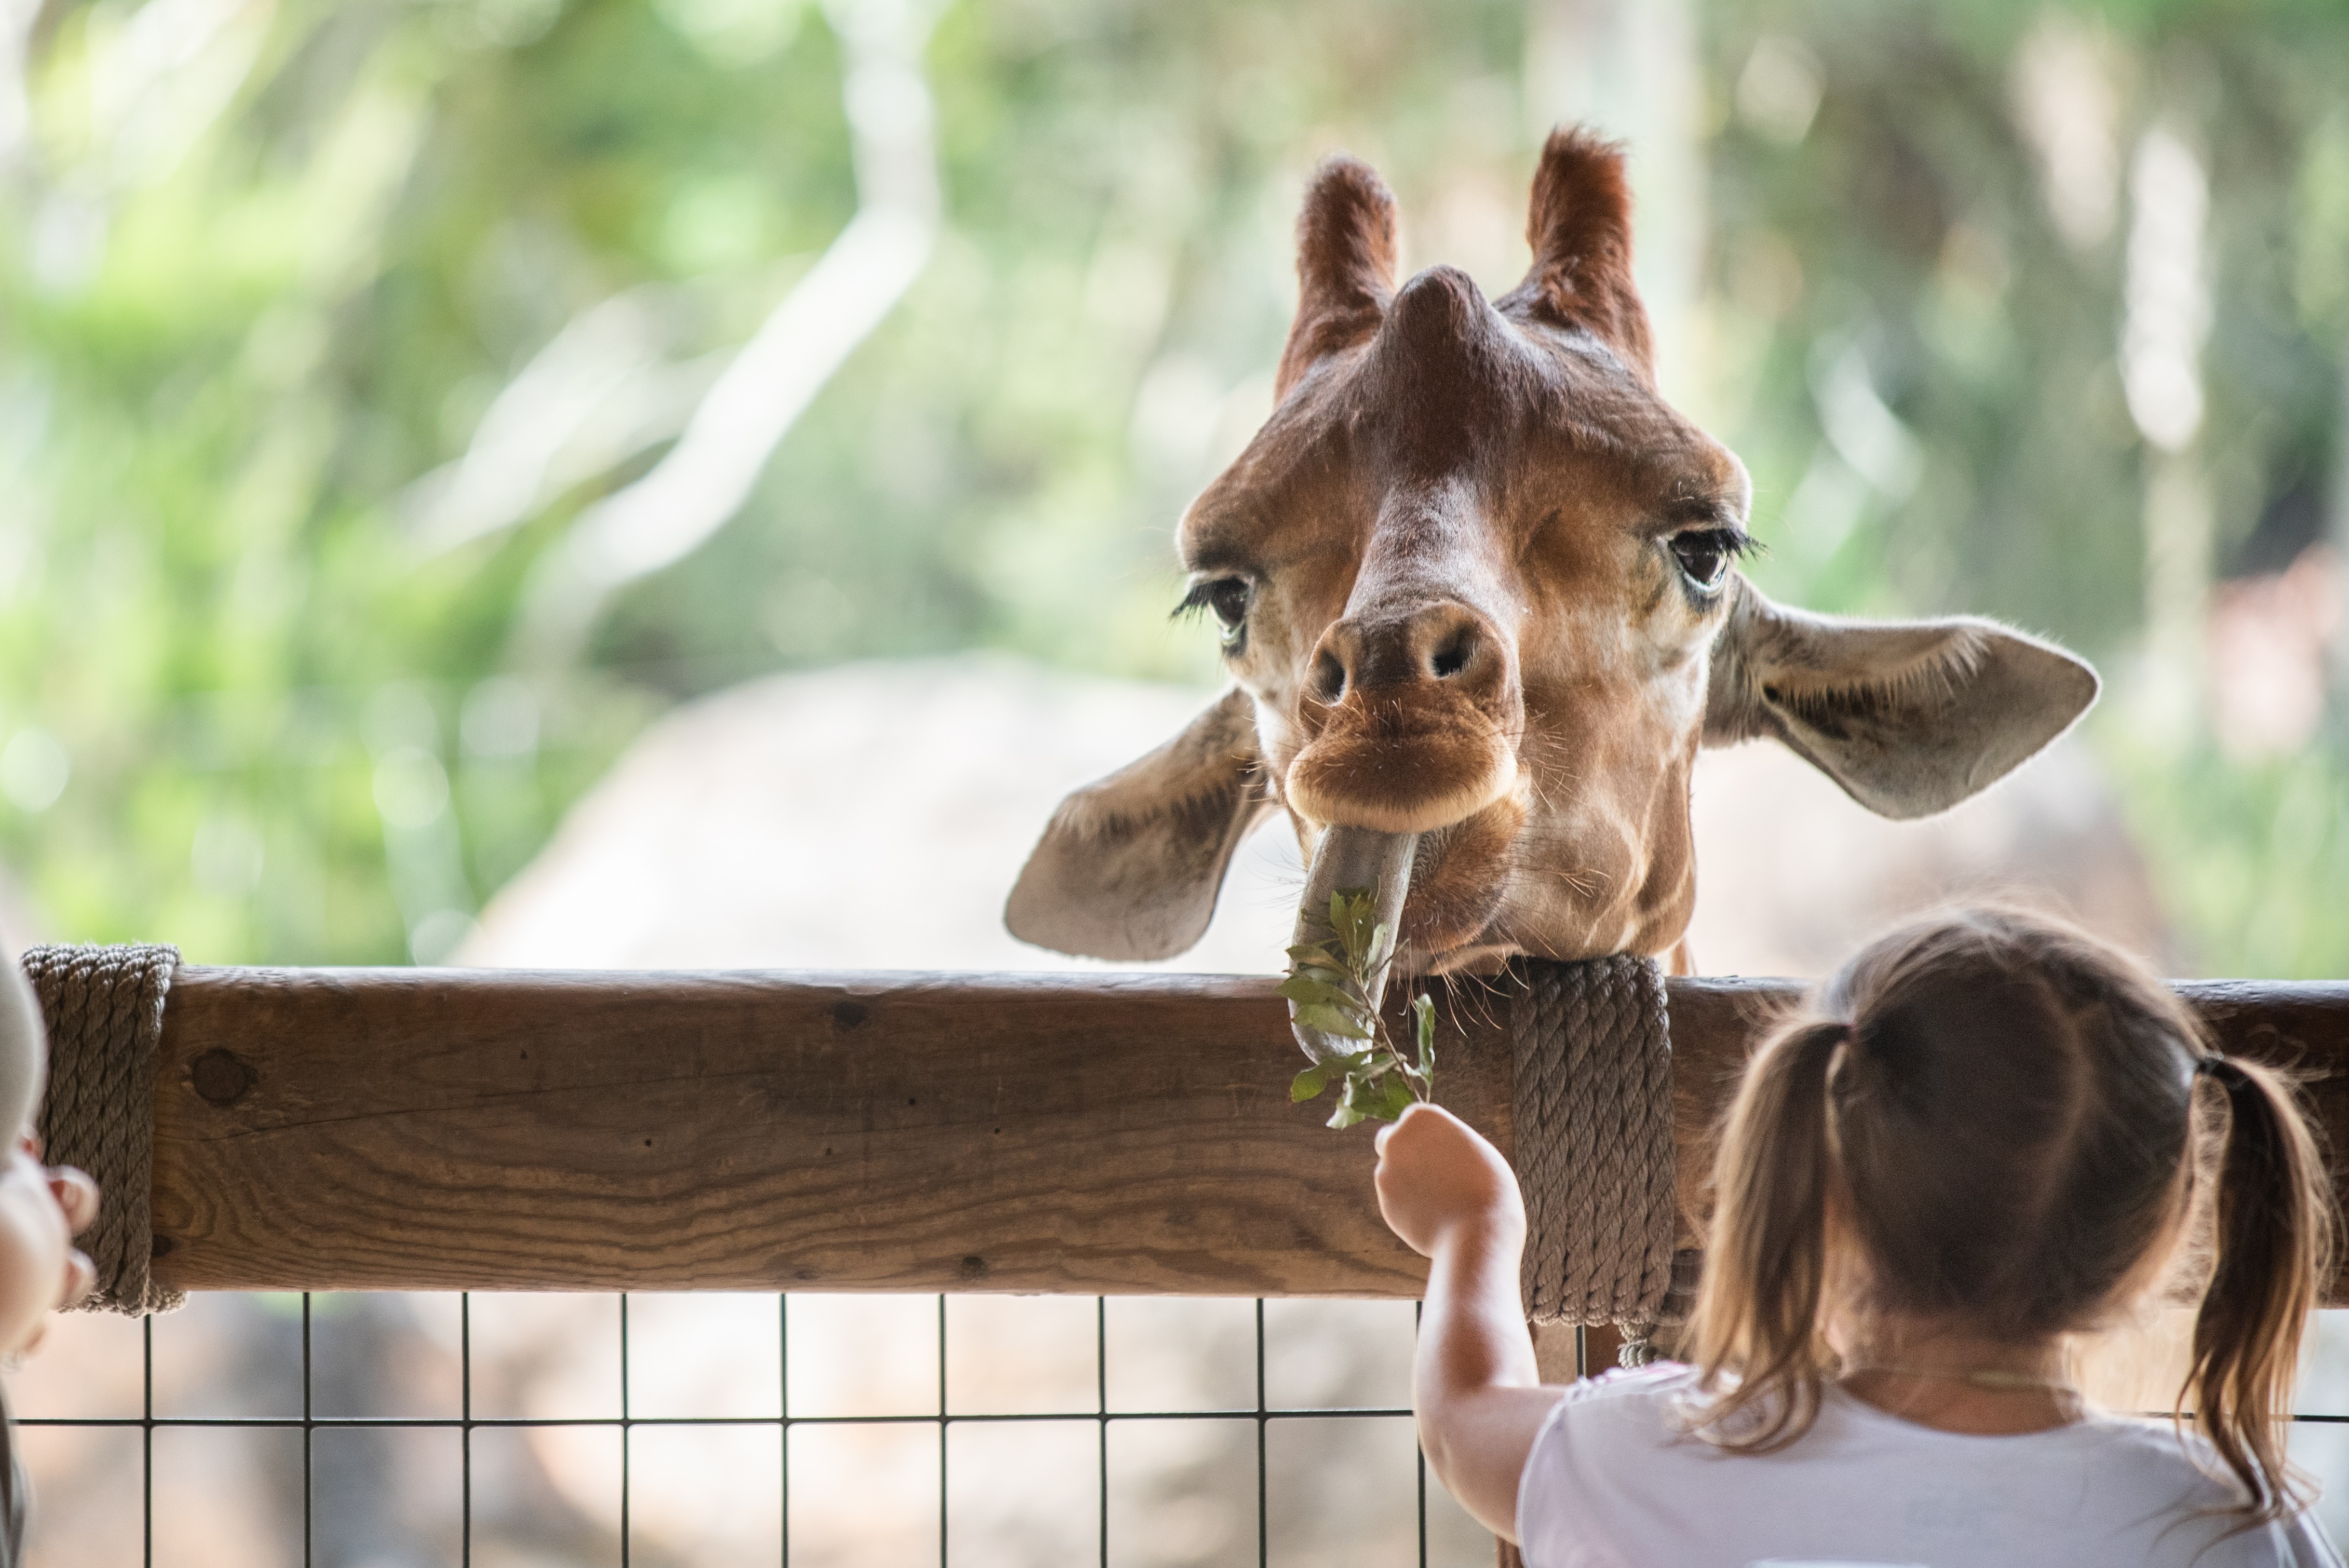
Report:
1374,1103,1563,1542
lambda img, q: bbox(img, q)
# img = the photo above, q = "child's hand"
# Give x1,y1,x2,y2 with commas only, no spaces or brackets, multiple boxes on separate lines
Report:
49,1159,98,1307
0,1136,100,1358
1373,1103,1525,1259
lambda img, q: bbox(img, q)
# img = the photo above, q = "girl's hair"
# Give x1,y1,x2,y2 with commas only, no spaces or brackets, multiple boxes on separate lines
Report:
1680,906,2338,1524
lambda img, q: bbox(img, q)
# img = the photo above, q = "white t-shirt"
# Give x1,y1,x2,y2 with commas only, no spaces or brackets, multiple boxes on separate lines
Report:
1517,1363,2341,1568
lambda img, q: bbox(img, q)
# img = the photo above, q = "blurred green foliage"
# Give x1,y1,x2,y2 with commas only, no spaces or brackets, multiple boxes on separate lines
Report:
1707,2,2347,632
1,0,2345,972
1697,2,2349,975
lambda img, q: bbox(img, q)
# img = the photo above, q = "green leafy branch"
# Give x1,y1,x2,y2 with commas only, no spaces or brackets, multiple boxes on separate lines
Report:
1282,887,1438,1129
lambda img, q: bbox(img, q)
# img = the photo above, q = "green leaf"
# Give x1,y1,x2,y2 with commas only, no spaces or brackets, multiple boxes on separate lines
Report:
1381,1074,1418,1118
1290,930,1446,1131
1278,974,1352,1008
1411,994,1438,1100
1333,1064,1412,1125
1330,888,1378,962
1338,993,1378,1023
1329,1073,1379,1128
1293,1004,1372,1039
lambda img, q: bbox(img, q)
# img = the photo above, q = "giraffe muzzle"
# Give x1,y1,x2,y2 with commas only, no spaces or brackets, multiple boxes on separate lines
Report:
1284,600,1522,835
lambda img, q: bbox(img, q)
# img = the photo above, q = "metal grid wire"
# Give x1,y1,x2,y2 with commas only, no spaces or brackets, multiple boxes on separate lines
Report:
20,1296,2345,1565
21,1292,1495,1567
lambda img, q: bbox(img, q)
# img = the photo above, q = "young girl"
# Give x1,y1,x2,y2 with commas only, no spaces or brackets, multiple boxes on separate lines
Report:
0,953,100,1565
1376,908,2341,1566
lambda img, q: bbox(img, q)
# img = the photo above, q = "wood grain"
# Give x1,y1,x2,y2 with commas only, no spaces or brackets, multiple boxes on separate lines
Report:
146,968,2349,1300
150,968,1515,1297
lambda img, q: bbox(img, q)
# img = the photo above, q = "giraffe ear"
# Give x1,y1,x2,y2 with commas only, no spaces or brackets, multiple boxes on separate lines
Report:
1702,576,2099,820
1275,156,1399,399
1006,687,1273,961
1516,127,1653,378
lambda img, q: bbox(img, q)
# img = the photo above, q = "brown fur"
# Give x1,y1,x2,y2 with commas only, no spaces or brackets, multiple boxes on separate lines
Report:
1275,157,1401,399
1518,128,1655,379
1185,131,1745,970
1010,130,2097,972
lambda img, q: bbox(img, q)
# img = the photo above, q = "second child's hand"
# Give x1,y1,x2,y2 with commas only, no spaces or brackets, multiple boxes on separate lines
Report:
4,1136,100,1358
50,1160,99,1309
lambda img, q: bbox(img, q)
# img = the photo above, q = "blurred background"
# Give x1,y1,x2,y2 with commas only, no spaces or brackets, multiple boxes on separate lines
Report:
0,0,2343,975
3,0,2348,1561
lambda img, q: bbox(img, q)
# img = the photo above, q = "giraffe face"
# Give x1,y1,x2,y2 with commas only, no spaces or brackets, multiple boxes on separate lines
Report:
1008,135,2097,972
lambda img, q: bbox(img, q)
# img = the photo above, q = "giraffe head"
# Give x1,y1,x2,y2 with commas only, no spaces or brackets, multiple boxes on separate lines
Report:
1009,131,2096,976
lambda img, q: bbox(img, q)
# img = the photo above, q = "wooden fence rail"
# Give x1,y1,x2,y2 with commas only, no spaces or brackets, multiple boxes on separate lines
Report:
147,968,2349,1302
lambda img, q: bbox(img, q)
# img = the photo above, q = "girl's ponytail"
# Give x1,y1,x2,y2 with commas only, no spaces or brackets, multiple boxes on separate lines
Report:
1682,910,2340,1521
1683,1018,1847,1450
2185,1054,2339,1523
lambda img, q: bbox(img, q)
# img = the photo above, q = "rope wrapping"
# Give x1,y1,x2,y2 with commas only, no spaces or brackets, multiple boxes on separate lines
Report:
1510,955,1680,1356
18,943,182,1316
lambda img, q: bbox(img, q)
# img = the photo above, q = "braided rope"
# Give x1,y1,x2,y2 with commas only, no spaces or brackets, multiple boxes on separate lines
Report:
1510,955,1680,1360
18,944,182,1316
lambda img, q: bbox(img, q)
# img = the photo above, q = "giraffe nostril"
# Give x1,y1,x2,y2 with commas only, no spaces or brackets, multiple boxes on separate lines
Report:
1311,649,1347,703
1430,627,1477,679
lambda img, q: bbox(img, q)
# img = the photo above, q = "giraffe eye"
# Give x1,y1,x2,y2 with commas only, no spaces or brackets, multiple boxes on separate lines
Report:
1179,576,1252,641
1204,578,1249,632
1669,530,1740,592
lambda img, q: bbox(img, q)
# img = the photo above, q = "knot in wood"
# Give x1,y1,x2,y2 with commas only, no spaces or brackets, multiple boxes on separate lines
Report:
190,1049,254,1107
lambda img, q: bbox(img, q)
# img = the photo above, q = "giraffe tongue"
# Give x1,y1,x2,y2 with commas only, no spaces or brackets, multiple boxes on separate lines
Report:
1289,826,1419,1063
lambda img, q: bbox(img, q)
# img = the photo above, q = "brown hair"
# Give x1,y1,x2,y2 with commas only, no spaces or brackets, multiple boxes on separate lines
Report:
1681,907,2338,1524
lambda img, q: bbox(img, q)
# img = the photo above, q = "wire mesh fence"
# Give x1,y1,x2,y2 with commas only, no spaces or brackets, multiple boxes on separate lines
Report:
11,1291,1506,1567
10,1294,2348,1566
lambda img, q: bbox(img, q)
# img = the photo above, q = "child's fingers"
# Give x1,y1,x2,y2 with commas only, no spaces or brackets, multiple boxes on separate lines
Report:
1381,1101,1447,1144
59,1248,95,1312
49,1165,99,1234
1373,1105,1441,1168
1380,1102,1465,1157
